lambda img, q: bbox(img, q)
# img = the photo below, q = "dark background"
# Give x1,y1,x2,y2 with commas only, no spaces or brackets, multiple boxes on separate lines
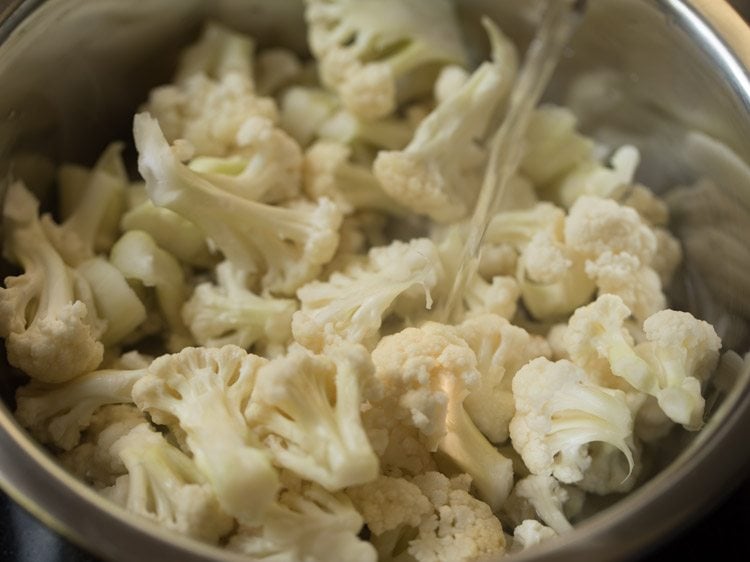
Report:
1,0,750,561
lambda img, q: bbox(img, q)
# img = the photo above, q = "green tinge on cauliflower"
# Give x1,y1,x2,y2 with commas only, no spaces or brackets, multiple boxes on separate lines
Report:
246,344,378,490
304,0,467,120
131,345,278,525
292,237,442,351
14,366,146,451
509,357,635,485
182,261,296,353
0,181,105,383
373,18,517,223
187,115,303,204
104,422,235,543
134,112,342,295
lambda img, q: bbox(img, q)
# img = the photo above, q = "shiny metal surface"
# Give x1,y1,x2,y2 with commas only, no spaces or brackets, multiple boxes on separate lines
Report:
0,1,749,561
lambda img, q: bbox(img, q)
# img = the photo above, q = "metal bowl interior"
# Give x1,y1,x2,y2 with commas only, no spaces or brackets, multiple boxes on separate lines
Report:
0,1,750,561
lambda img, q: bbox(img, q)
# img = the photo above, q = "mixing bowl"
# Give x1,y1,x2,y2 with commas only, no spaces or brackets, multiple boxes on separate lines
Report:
1,1,749,561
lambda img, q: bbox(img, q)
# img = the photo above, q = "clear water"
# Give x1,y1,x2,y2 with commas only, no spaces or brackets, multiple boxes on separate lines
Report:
440,0,588,321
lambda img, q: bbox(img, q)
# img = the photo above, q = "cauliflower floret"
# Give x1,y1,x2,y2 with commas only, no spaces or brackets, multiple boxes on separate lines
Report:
304,0,467,120
131,345,278,524
503,475,577,534
255,47,303,96
59,404,146,487
42,143,128,265
565,195,666,321
346,474,432,536
484,202,566,251
103,422,235,543
109,230,192,351
120,184,216,268
516,226,595,321
303,140,405,216
509,357,635,484
76,258,147,347
457,314,551,444
405,472,506,562
555,145,641,209
520,105,595,188
14,364,147,450
187,115,303,204
576,440,643,495
134,113,342,295
228,474,376,562
292,238,442,351
0,182,105,382
434,226,520,322
246,344,378,490
182,260,296,353
146,23,277,157
565,294,721,429
279,86,340,147
318,109,414,152
373,18,517,222
369,322,514,511
511,520,558,552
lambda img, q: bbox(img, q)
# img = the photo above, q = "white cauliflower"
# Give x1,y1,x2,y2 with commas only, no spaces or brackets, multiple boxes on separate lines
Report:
131,345,278,524
346,474,432,536
14,364,146,451
58,404,146,487
304,0,467,120
565,195,665,321
187,115,303,204
42,142,128,265
228,474,376,562
457,314,551,444
292,238,442,351
520,105,595,188
246,344,379,490
511,520,558,552
120,184,216,268
104,422,235,543
373,18,517,222
182,260,296,353
509,357,635,484
377,472,507,562
303,140,405,216
368,322,514,511
0,182,105,382
109,230,192,351
503,475,578,534
134,112,342,295
146,22,277,157
565,294,721,429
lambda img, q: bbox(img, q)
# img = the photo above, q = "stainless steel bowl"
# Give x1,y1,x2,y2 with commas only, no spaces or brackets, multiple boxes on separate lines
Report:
1,1,749,561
